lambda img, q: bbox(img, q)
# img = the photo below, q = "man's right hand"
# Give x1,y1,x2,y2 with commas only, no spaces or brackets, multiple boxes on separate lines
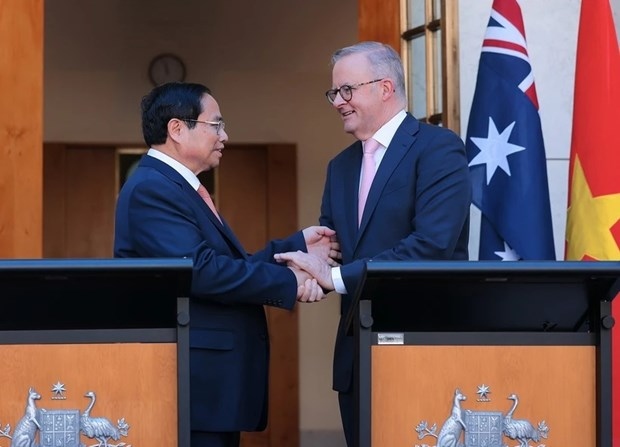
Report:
289,267,326,302
297,277,326,303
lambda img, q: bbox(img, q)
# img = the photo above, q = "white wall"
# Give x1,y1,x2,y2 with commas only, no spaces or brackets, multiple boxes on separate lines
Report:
460,0,620,260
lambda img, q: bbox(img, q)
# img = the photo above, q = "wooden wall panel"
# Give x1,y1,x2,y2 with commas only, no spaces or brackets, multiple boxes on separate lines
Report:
217,146,268,251
64,147,117,258
358,0,401,52
43,143,67,258
44,145,116,258
0,0,44,257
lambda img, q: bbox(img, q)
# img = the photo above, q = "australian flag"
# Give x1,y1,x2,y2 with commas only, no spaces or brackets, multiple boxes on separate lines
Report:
466,0,556,260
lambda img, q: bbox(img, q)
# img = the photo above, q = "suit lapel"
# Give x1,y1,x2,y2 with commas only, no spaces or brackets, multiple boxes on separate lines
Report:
355,115,419,248
140,156,248,257
343,141,363,251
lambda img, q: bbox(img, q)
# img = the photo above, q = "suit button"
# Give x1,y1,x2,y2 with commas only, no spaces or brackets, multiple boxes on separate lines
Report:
260,333,267,340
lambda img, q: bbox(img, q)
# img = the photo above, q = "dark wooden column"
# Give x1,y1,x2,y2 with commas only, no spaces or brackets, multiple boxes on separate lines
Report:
0,0,44,257
358,0,400,52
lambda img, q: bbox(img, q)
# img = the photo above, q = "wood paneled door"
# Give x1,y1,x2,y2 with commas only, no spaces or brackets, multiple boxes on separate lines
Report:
43,142,300,447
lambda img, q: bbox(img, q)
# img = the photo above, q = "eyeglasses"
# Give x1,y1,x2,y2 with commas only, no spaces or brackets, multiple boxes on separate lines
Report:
184,119,226,134
325,79,384,104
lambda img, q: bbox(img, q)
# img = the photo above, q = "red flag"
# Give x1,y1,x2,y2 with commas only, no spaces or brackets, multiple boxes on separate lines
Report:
565,0,620,442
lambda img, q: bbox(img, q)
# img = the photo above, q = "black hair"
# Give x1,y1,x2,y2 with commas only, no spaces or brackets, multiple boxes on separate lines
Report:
140,82,211,147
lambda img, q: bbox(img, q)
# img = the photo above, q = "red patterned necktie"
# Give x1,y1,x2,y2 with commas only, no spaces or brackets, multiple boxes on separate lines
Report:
358,138,381,226
197,184,222,223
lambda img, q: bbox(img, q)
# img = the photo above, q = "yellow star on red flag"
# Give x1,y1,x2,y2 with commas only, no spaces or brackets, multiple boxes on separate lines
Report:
566,156,620,260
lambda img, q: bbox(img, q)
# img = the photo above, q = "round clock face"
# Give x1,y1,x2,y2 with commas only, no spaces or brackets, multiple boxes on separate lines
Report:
148,53,186,86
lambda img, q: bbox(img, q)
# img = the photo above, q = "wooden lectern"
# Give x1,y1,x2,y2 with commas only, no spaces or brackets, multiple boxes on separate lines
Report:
349,261,618,447
0,258,192,447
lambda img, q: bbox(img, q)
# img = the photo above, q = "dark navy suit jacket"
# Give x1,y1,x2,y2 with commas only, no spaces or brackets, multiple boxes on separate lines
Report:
319,114,472,392
114,155,305,432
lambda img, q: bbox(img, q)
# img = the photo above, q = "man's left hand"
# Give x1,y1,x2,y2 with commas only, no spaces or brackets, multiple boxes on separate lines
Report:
302,226,342,266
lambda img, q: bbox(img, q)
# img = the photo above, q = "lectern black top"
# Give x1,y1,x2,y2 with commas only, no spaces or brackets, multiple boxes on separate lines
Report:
0,258,193,331
350,260,620,333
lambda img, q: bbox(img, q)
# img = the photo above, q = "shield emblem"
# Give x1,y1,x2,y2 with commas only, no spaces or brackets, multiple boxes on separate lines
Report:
39,409,81,447
464,411,503,447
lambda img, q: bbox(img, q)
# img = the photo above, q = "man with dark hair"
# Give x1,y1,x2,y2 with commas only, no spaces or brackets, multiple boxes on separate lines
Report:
114,82,339,447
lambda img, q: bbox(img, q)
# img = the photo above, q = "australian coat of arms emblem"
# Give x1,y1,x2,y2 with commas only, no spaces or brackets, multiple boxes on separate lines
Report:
0,386,131,447
415,387,550,447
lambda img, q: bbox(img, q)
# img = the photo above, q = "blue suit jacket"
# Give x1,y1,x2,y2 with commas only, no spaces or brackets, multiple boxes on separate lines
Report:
319,114,472,392
114,155,305,432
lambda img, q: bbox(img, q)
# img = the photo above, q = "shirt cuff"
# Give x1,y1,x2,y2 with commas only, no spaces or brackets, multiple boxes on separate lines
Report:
331,266,348,295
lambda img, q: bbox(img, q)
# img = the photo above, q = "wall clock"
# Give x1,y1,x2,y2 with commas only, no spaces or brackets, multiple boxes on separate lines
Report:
148,53,186,86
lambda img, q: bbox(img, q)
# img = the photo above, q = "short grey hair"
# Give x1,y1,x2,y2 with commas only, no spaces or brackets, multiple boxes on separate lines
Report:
331,41,406,103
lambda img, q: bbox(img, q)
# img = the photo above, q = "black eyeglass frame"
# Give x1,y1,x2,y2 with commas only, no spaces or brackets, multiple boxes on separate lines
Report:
325,78,385,104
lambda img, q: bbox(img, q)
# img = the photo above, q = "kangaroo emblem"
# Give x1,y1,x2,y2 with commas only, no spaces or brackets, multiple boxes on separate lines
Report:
436,388,466,447
10,388,41,447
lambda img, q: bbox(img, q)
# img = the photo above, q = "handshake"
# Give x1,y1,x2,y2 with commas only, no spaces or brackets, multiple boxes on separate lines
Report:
275,226,341,303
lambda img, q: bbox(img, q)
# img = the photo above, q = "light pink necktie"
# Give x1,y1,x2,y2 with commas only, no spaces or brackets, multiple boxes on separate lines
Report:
197,184,222,223
358,138,381,226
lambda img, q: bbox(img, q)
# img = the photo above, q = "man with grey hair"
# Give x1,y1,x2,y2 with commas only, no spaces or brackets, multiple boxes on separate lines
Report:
276,41,472,446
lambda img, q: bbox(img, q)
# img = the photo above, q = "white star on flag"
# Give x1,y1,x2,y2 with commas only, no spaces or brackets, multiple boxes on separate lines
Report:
494,241,521,261
468,117,526,185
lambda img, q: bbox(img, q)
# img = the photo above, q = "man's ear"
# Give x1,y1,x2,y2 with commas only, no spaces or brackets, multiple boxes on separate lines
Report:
167,118,184,143
381,78,396,100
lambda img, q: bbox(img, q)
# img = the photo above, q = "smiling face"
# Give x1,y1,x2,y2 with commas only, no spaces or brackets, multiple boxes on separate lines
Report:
176,93,228,174
330,52,387,141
